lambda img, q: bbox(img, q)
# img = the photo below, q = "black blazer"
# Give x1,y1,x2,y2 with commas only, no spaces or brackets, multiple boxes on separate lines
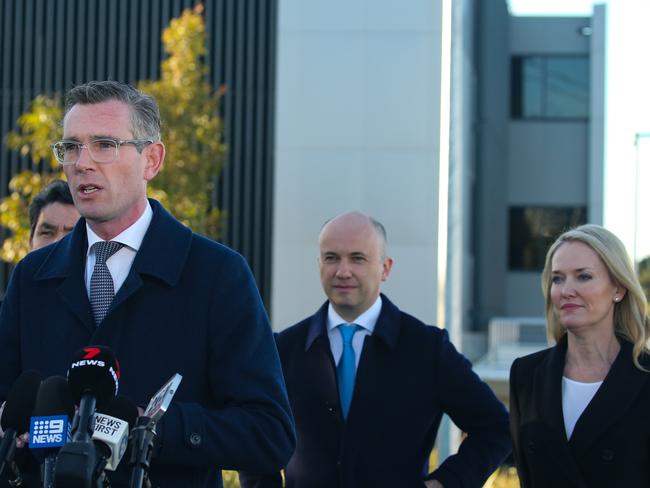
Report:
510,336,650,488
241,295,511,488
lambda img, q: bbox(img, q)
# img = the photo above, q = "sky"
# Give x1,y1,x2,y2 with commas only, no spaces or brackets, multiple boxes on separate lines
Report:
509,0,650,264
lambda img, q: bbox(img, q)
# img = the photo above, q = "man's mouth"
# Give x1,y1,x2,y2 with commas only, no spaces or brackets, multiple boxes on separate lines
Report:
79,185,100,194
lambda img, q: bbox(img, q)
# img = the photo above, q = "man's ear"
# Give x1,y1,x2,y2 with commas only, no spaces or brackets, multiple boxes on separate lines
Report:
143,141,165,181
381,257,394,282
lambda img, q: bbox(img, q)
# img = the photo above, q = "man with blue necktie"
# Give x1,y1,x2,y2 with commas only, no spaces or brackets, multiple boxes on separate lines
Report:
240,211,511,488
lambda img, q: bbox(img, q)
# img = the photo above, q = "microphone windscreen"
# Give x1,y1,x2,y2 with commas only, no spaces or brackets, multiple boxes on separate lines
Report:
1,370,42,433
101,395,138,429
32,376,75,419
67,345,120,409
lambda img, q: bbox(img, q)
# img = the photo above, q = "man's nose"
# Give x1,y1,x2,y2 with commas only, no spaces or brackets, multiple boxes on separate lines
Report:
335,260,352,277
74,145,95,169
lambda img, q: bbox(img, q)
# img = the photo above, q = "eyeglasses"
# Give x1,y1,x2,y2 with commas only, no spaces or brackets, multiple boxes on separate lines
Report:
50,138,154,165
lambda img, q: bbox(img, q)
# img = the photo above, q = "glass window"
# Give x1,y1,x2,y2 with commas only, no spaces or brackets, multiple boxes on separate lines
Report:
509,206,587,271
511,55,590,119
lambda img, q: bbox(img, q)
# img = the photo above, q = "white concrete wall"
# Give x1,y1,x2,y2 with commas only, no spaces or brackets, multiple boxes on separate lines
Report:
271,0,446,329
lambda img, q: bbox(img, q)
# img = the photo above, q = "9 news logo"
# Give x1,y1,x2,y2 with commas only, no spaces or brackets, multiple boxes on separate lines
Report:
29,415,69,448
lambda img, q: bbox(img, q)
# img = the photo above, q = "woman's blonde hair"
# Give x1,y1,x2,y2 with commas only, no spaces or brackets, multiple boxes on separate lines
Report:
541,224,650,370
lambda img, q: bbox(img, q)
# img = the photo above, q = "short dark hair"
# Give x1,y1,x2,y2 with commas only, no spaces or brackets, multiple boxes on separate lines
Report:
29,180,74,238
64,80,161,140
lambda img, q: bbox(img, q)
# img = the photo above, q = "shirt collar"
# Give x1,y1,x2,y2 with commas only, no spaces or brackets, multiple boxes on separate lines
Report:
327,295,383,333
86,200,153,255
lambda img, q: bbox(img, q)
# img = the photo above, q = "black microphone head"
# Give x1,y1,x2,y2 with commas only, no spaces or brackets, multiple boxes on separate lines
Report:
30,376,74,460
101,395,139,429
67,345,120,409
1,370,43,433
32,376,75,419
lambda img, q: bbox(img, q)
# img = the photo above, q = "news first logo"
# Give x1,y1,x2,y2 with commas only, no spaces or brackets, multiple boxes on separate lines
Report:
29,415,71,449
94,414,125,437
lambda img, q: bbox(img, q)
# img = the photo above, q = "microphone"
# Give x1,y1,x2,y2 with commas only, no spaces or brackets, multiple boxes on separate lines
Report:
93,396,138,472
67,345,120,441
129,373,182,488
0,370,43,484
29,376,74,488
54,345,120,488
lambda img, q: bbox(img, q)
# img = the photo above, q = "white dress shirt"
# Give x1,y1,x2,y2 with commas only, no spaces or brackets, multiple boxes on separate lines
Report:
562,376,602,439
327,295,382,370
84,201,153,296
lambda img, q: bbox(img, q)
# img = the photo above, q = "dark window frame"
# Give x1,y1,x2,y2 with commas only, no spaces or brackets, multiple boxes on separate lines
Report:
511,54,590,121
508,206,587,271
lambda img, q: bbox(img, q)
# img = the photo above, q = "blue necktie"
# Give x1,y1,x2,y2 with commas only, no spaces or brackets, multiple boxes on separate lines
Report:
337,324,361,419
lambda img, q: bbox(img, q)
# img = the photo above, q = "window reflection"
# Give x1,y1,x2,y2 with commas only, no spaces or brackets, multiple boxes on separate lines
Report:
512,55,590,119
509,206,587,270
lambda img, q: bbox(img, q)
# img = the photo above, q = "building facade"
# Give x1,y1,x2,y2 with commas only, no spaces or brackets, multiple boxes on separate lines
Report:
271,0,606,357
471,5,606,338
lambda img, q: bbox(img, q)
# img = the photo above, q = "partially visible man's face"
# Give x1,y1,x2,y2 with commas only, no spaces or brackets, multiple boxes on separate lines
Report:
62,99,163,239
30,202,80,250
319,214,393,322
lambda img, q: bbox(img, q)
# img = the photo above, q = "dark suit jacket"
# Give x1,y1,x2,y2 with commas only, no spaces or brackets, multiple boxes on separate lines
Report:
241,295,511,488
0,199,295,488
509,336,650,488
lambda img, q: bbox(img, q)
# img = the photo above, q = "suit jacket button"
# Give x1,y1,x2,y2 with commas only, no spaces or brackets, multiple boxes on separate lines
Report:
189,433,202,446
525,441,535,454
601,448,614,461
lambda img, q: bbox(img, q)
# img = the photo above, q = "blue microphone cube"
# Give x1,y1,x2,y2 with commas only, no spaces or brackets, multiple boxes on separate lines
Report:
29,415,70,449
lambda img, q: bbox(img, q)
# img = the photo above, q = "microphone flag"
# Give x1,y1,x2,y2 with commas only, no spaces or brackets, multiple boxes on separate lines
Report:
29,415,71,449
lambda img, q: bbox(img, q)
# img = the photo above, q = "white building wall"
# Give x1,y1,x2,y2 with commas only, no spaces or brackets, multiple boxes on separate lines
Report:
271,0,448,329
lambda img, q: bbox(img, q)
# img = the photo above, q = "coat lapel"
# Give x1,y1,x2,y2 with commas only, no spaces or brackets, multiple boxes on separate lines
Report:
533,338,566,436
304,305,342,419
568,340,648,455
346,295,400,422
34,219,95,333
103,199,192,316
531,337,587,485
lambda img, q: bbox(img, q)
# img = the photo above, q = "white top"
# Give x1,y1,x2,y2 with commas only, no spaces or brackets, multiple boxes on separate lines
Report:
562,376,603,439
327,295,382,370
85,201,153,296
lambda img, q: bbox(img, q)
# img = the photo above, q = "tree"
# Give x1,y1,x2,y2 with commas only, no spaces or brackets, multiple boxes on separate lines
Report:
138,4,226,236
1,96,64,262
1,4,225,263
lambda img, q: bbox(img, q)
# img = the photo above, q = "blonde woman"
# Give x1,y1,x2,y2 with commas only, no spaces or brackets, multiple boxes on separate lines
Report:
510,224,650,487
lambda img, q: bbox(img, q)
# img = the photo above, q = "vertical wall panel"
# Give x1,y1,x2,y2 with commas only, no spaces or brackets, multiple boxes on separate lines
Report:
0,0,277,306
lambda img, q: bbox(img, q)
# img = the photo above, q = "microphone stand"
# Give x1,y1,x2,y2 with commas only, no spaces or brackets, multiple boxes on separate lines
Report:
54,393,105,488
128,417,156,488
128,373,182,488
